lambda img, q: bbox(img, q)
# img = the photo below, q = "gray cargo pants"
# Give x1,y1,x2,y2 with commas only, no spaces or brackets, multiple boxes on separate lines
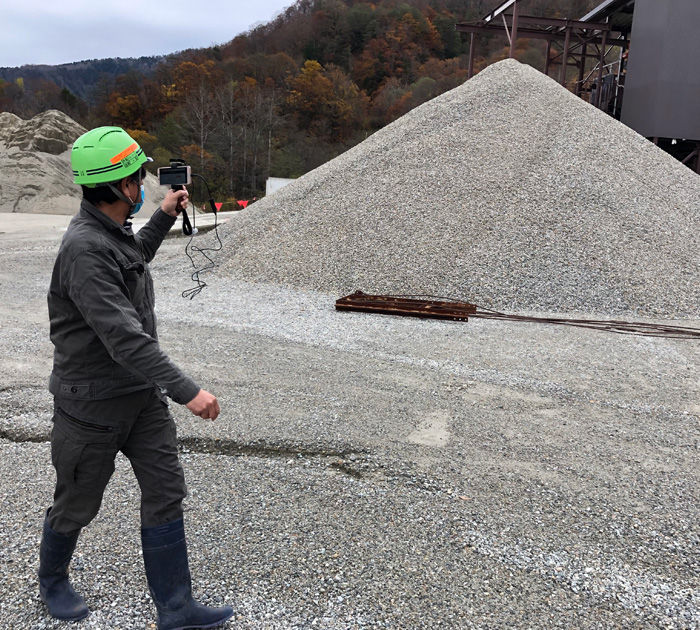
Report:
48,388,187,534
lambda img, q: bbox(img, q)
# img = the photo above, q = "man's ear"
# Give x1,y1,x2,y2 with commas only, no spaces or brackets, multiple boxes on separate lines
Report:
118,177,132,197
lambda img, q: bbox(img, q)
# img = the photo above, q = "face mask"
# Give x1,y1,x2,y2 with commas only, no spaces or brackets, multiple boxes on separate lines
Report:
130,184,145,215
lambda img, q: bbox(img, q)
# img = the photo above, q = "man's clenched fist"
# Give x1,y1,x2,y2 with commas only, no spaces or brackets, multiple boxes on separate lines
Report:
186,389,220,420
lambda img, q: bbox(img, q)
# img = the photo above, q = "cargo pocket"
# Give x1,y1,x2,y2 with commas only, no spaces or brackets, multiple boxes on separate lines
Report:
52,407,118,495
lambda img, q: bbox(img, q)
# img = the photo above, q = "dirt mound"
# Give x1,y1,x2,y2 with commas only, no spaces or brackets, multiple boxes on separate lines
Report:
0,110,161,216
217,60,699,317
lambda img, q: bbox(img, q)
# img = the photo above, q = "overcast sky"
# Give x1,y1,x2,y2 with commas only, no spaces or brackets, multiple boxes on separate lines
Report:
2,0,295,68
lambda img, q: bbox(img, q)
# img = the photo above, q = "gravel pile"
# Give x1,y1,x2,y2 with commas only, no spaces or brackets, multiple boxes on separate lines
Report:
218,59,699,317
0,110,161,216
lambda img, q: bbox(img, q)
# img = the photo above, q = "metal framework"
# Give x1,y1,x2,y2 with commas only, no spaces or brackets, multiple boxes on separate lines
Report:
456,0,700,173
456,0,629,110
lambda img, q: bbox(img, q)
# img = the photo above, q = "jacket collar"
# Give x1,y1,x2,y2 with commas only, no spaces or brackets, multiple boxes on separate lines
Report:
80,199,134,236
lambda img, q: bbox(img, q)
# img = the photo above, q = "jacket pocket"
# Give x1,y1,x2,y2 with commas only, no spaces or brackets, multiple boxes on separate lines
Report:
123,260,146,306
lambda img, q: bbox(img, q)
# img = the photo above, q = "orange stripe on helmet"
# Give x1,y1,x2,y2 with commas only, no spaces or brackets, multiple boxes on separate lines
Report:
110,143,138,164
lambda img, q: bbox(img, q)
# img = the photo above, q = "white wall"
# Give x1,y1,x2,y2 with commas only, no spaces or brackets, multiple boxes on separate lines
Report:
266,177,296,196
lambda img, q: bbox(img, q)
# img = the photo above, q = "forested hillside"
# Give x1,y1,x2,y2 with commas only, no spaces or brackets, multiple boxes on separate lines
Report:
0,57,166,103
0,0,600,202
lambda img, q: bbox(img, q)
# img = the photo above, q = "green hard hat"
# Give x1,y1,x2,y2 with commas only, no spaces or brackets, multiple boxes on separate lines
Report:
71,126,149,187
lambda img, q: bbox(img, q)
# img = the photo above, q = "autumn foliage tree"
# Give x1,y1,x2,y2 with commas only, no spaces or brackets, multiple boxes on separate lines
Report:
286,60,367,142
1,0,605,200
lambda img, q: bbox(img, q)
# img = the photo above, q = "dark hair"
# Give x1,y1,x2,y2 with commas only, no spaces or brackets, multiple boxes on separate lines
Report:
81,167,144,205
81,183,120,205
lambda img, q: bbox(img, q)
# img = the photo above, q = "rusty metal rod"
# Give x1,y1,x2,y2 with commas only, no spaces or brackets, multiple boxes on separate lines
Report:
335,292,700,340
336,291,476,322
509,0,519,58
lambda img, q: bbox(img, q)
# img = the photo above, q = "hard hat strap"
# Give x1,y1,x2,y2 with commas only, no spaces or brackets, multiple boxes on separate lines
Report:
107,183,136,208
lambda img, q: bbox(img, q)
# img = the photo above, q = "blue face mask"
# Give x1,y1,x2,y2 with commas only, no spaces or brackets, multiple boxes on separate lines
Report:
131,184,145,215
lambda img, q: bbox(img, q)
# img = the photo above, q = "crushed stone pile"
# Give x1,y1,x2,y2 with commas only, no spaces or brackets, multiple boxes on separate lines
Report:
218,59,699,317
0,110,160,216
0,110,85,214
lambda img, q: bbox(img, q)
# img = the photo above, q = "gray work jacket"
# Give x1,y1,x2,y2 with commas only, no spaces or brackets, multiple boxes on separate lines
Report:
47,200,200,404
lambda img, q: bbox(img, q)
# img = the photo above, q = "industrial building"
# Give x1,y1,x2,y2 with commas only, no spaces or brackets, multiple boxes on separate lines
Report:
457,0,700,172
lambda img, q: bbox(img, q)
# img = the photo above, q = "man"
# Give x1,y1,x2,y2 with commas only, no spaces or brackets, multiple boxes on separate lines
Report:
40,126,233,630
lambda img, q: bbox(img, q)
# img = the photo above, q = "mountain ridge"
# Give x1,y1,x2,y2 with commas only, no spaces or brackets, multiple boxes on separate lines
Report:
0,56,167,102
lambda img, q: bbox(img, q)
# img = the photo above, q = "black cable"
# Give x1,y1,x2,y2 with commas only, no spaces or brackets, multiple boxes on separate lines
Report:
180,208,193,236
385,293,700,340
181,173,223,299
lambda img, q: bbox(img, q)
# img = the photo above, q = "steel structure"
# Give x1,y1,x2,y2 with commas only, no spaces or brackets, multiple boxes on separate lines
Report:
456,1,628,108
456,0,700,173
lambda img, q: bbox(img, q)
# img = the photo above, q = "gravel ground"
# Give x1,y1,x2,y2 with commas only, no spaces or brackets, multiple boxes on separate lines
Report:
216,59,699,318
0,222,698,629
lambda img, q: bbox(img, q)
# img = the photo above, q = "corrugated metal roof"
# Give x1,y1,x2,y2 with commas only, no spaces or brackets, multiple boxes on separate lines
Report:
581,0,635,32
482,0,518,23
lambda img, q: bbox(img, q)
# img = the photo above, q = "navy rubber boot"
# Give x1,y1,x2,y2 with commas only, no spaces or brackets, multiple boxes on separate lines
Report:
38,513,89,621
141,518,233,630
